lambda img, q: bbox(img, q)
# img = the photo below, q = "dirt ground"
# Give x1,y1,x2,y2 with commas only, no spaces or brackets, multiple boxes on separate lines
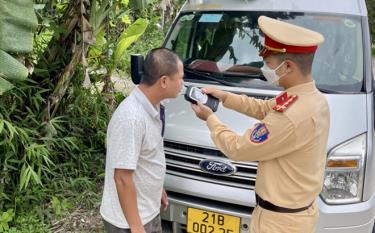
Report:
50,205,105,233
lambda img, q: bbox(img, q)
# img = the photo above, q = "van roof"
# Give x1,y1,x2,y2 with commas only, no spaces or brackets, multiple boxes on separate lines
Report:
182,0,368,17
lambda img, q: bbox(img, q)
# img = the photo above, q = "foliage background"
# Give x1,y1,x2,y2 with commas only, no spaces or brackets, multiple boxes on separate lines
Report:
367,0,375,54
0,0,374,232
0,0,182,232
367,0,375,41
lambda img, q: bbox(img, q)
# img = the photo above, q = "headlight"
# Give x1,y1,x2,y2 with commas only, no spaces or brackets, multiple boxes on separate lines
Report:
320,134,366,204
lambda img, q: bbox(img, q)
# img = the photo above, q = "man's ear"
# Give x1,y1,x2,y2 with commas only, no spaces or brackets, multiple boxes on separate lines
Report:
160,75,168,89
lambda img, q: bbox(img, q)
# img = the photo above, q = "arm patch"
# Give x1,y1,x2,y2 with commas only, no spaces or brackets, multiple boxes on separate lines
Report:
250,123,270,143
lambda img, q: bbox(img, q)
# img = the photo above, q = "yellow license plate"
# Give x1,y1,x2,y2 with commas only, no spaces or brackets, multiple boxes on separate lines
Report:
187,208,240,233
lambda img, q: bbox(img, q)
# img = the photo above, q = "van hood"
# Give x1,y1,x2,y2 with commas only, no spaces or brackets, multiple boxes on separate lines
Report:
164,93,368,150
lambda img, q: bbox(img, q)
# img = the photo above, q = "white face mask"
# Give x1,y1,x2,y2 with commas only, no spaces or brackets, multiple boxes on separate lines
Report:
261,61,287,85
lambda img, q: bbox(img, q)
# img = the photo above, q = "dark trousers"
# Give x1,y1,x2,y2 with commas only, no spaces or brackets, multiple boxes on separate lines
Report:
103,214,162,233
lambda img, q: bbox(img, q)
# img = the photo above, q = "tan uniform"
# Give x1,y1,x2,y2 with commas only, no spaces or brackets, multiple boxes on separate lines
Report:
206,81,330,233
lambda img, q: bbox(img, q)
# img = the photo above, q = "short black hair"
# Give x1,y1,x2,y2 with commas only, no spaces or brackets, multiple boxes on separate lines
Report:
141,47,182,86
273,52,315,76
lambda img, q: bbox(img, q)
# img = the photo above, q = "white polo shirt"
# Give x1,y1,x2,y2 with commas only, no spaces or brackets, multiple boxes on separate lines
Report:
100,87,165,229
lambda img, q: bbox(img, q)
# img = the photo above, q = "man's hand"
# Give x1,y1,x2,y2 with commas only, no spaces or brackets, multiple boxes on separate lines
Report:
161,189,168,211
191,102,213,121
201,87,228,102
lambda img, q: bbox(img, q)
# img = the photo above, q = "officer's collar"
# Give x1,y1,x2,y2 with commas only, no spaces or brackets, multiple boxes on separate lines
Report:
285,80,317,94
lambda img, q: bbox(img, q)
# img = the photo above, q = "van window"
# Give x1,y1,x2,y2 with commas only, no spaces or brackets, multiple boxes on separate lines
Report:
165,12,364,93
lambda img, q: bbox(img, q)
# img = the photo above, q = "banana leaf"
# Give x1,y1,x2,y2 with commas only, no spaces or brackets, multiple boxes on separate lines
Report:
0,0,38,53
0,77,14,95
0,0,37,95
111,18,149,69
0,50,29,81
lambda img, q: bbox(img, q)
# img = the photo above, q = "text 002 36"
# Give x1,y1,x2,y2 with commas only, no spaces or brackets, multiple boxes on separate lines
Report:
187,208,240,233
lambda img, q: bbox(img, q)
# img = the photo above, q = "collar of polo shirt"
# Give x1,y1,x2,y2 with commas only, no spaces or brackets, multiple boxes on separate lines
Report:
133,86,160,119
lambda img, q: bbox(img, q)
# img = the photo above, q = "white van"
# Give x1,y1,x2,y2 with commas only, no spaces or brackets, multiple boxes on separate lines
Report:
160,0,375,232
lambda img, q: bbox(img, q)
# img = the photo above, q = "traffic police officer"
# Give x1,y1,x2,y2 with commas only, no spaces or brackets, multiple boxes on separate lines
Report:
191,16,330,233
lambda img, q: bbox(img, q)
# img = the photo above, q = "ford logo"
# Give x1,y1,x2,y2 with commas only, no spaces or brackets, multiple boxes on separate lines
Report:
198,159,236,176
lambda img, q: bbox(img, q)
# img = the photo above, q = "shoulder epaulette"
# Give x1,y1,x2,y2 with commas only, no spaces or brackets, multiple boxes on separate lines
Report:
272,92,298,113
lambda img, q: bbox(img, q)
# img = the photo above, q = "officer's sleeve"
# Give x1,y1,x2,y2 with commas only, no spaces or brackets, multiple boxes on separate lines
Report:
206,111,296,162
223,92,276,120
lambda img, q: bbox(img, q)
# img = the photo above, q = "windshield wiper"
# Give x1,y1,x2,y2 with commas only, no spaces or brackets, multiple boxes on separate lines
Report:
220,72,267,82
184,66,239,87
317,87,351,94
184,66,267,86
185,66,351,94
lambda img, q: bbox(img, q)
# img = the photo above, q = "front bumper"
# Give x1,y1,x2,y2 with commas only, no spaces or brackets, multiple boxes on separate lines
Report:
161,175,375,233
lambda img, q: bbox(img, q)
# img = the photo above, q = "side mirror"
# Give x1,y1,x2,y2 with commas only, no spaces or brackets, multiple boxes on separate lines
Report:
130,54,144,85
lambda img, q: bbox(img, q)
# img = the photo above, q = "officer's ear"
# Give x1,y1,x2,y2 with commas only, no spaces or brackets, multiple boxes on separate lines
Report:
284,59,295,73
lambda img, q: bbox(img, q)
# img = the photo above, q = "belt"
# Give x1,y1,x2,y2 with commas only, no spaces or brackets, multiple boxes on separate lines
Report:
255,194,312,213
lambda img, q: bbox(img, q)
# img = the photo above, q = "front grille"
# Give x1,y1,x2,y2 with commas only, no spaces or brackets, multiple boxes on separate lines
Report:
165,141,226,157
164,140,257,189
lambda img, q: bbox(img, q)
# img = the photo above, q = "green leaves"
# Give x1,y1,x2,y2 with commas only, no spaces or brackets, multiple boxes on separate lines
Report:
19,164,42,191
0,0,38,53
90,0,116,36
0,86,55,191
0,0,37,94
0,50,29,94
0,120,3,134
0,0,182,231
366,0,375,43
18,139,55,191
1,119,17,142
0,209,14,232
51,197,72,217
121,15,131,25
0,50,29,81
129,0,152,10
0,77,14,96
111,18,149,70
121,0,130,7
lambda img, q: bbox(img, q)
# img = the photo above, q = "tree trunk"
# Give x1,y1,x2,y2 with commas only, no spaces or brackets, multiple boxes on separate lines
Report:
102,73,115,107
45,43,87,119
41,0,92,120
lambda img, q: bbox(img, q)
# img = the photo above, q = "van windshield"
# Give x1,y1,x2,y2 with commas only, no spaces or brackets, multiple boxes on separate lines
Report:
164,12,364,93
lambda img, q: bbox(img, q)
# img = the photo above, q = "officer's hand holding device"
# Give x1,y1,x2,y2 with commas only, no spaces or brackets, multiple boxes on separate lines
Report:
184,86,219,112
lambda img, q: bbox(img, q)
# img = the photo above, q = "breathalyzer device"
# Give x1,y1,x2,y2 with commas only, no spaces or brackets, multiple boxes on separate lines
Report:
184,86,219,112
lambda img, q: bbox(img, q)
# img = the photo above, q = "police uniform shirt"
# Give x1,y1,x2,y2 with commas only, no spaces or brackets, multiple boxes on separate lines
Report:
206,81,330,208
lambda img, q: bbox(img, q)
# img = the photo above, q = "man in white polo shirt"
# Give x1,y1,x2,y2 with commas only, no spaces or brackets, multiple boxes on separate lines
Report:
100,48,184,233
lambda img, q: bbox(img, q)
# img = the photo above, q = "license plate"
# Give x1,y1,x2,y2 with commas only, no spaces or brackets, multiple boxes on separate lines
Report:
187,208,240,233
